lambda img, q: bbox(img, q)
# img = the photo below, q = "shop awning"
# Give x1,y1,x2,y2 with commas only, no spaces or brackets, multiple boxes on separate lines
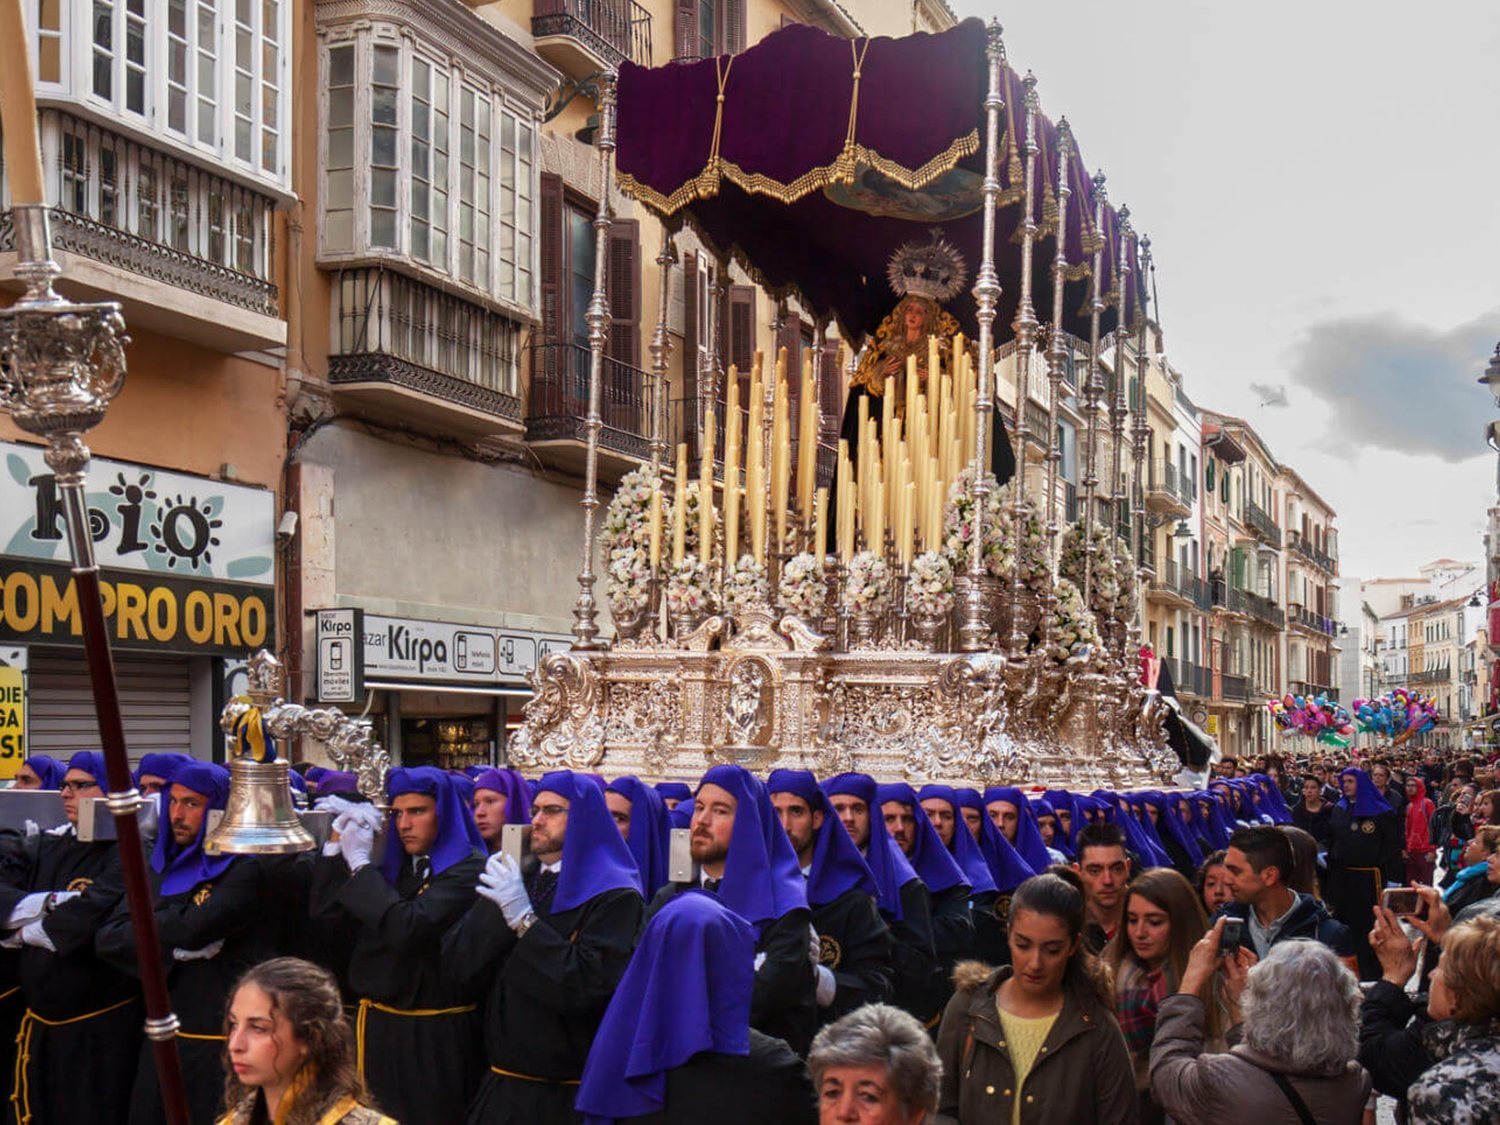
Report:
616,18,1139,342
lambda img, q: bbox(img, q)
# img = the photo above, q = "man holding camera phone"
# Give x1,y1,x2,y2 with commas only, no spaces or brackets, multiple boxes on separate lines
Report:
1214,826,1357,972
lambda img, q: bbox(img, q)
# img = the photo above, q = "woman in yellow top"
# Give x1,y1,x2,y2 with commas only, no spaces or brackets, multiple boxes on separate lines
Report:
934,872,1138,1124
217,957,394,1125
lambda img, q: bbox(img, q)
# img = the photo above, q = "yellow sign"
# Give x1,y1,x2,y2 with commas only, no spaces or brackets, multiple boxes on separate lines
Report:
1205,715,1219,735
0,667,23,776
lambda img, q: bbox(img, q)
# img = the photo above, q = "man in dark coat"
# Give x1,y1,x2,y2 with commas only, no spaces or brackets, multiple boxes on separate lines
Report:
767,769,893,1026
1325,767,1403,979
311,767,486,1124
97,761,289,1125
443,769,644,1124
823,773,943,1027
648,766,816,1055
0,751,139,1124
878,782,973,997
918,784,1009,966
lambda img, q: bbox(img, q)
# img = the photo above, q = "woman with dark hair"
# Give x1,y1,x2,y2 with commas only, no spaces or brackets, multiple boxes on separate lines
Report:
219,957,393,1125
934,873,1136,1123
1195,850,1234,918
1104,869,1214,1124
1279,825,1323,900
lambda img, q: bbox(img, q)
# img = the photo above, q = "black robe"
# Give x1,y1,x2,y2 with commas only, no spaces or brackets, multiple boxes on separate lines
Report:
443,866,643,1124
0,831,139,1125
809,886,894,1026
1324,807,1403,980
928,882,975,988
619,1031,818,1125
970,890,1011,967
311,852,485,1125
886,877,945,1026
96,854,292,1125
648,883,817,1056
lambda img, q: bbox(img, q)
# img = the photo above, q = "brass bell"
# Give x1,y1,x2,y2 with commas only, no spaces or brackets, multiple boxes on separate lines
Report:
203,758,315,855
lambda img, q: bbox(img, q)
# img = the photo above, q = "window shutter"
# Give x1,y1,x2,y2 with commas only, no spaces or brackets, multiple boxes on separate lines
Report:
674,0,699,61
776,316,801,382
607,218,641,433
728,284,755,389
682,251,699,431
535,172,565,388
725,0,747,54
819,341,841,439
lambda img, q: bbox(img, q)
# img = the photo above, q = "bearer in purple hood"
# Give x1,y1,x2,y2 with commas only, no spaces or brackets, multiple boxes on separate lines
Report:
310,766,486,1125
767,769,894,1028
648,765,817,1055
98,762,281,1125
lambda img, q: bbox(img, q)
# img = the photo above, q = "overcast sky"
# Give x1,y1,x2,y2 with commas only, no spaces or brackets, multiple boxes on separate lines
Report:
951,0,1500,585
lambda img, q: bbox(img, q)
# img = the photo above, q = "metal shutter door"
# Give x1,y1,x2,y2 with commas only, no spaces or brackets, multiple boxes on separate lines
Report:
26,651,193,758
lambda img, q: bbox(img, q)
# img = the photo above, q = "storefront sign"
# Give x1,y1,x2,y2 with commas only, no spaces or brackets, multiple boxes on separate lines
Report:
1,441,275,585
0,665,23,773
316,608,364,703
356,612,571,687
0,559,273,657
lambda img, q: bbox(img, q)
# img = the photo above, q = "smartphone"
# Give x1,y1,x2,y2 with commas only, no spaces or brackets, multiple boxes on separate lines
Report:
668,827,697,884
1382,887,1430,920
501,823,531,866
1219,918,1244,957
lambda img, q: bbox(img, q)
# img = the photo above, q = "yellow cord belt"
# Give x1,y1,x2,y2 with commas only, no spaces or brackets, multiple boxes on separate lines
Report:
12,997,136,1125
488,1066,581,1087
354,999,477,1083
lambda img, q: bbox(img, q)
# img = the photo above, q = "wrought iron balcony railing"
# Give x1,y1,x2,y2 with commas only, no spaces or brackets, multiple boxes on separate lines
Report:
533,0,653,67
1287,604,1339,637
528,342,653,457
1289,679,1339,702
1221,672,1249,702
1239,587,1285,629
1288,529,1338,574
332,268,523,420
1244,500,1282,548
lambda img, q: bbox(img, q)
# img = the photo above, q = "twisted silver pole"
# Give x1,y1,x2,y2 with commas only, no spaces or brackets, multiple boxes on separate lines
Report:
1109,209,1133,546
648,231,675,472
956,20,1007,652
1079,173,1108,605
1040,119,1074,655
1005,73,1040,658
571,72,618,650
1130,233,1153,649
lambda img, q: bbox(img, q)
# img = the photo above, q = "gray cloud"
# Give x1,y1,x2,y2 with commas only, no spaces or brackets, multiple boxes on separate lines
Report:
1289,311,1500,462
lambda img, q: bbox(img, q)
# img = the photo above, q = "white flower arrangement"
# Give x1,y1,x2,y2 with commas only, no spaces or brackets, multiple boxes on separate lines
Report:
723,554,769,613
1014,499,1050,594
907,550,955,617
844,550,892,616
602,466,667,616
1049,576,1106,666
683,481,711,561
1113,541,1138,621
1058,521,1120,618
941,467,1012,578
779,553,827,620
665,557,715,620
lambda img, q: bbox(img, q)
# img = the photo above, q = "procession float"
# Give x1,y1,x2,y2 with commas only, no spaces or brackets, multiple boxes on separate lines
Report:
508,18,1183,787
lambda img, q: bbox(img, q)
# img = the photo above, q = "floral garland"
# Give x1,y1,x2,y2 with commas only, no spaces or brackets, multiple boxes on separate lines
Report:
602,466,666,616
1113,541,1138,623
723,554,769,614
665,557,715,621
1049,576,1105,666
1014,499,1050,595
907,550,955,617
779,553,827,620
844,550,892,616
1057,521,1120,619
941,467,1012,578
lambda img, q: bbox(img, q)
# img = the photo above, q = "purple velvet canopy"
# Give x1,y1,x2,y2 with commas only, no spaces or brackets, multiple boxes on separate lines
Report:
616,19,1140,343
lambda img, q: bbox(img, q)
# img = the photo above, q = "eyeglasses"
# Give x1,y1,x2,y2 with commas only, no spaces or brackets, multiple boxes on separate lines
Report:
530,804,567,820
59,780,100,793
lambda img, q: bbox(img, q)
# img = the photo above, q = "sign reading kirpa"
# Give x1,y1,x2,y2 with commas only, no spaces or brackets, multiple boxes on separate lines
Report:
0,442,276,656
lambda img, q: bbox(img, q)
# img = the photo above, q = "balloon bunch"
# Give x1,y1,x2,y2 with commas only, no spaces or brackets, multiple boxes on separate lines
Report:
1350,690,1440,746
1267,693,1355,747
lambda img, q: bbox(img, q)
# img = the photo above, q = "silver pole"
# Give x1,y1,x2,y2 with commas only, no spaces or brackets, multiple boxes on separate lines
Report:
648,231,675,472
571,72,618,650
956,21,1007,653
1079,173,1108,605
1130,233,1153,649
1005,73,1040,658
1040,119,1074,654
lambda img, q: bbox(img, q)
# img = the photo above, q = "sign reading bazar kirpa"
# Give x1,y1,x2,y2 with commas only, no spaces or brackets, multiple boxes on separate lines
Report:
359,612,571,688
0,442,275,656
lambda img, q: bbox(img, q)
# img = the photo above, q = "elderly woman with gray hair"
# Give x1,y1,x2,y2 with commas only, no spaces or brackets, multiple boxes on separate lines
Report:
1148,916,1374,1125
808,1004,941,1125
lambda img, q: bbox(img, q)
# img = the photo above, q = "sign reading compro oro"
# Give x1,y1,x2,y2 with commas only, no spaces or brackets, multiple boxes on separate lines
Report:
0,559,273,657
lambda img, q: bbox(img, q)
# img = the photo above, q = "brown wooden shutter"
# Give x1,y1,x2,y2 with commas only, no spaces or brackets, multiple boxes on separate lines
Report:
725,0,746,53
819,340,841,439
681,251,699,446
728,285,755,400
674,0,699,61
607,218,641,433
535,172,565,395
776,315,801,382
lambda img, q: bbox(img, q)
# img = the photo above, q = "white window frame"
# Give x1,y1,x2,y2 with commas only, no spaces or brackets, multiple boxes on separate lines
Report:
315,25,540,320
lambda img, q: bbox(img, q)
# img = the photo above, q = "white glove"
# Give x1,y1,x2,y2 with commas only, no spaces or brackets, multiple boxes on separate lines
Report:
172,939,224,962
7,893,52,929
315,794,357,816
808,924,821,966
477,853,534,930
44,822,72,837
753,951,767,972
18,920,54,952
336,814,375,873
814,964,838,1008
23,820,38,838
